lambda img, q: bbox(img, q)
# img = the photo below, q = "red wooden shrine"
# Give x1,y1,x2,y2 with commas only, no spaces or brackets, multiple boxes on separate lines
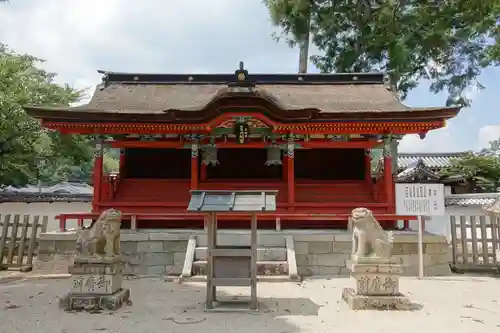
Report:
24,63,461,230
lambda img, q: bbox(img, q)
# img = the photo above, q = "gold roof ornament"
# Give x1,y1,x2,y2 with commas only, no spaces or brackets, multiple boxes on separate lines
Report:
235,61,248,82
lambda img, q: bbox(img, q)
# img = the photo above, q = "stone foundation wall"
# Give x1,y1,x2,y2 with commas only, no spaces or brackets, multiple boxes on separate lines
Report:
34,231,188,276
295,231,452,277
34,230,452,277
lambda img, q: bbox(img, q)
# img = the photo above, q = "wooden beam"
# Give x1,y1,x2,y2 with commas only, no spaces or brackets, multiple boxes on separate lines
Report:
107,140,184,148
55,212,418,222
301,140,379,149
43,118,445,136
106,139,380,149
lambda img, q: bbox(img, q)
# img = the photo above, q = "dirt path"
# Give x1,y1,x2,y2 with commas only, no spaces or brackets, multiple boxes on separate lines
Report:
1,276,499,333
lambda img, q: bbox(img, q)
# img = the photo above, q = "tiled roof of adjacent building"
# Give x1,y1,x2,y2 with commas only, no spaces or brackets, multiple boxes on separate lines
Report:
397,152,465,171
396,159,441,183
445,193,500,207
0,182,92,203
482,196,500,215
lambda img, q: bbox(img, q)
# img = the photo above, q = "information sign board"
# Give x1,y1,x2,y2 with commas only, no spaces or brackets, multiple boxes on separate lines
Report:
395,183,445,216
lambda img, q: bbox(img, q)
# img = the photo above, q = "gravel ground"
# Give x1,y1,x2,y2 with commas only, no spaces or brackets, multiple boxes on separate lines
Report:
1,275,500,333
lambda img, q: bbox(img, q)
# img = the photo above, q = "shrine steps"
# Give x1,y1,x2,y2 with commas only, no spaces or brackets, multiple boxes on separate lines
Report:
191,250,289,276
169,232,299,282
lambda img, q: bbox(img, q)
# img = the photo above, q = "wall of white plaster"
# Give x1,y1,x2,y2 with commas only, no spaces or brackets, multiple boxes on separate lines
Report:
0,202,92,232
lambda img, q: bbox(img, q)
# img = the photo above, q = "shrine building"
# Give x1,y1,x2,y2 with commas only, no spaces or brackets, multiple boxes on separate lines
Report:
24,63,461,231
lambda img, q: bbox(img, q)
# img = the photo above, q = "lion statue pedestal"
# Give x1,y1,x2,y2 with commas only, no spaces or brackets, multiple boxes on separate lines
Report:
342,208,413,310
59,209,130,312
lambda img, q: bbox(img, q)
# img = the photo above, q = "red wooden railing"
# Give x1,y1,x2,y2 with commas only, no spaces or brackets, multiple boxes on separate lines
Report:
56,212,417,232
64,173,407,231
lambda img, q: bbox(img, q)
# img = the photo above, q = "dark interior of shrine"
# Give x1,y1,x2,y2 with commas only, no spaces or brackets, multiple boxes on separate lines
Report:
123,147,366,180
124,148,192,179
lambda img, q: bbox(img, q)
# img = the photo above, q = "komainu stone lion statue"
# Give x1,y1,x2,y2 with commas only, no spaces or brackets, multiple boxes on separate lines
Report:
349,207,392,259
75,209,122,259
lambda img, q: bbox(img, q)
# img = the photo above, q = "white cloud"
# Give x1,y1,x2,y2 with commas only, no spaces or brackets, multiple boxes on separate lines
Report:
0,0,299,95
1,0,122,93
398,125,459,153
477,125,500,150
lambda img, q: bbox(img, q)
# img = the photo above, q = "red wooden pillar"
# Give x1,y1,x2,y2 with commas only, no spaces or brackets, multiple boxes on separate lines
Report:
191,144,199,190
287,141,295,211
282,155,288,181
92,141,104,212
200,164,207,181
383,140,394,209
364,149,372,184
119,148,125,176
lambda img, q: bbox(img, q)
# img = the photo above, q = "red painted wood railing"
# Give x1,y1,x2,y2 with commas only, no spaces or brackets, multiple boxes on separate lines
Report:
56,212,417,232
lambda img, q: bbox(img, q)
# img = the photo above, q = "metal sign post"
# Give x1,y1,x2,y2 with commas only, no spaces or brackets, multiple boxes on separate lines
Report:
396,183,445,279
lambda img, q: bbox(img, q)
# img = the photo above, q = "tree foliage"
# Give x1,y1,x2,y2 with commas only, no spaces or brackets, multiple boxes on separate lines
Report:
0,44,95,186
441,142,500,192
265,0,500,106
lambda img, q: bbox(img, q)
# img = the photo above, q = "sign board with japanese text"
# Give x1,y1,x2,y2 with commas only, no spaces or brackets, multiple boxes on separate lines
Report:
395,183,445,216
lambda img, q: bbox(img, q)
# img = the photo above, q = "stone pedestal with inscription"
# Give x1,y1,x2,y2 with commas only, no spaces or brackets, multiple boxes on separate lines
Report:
59,257,130,311
342,257,412,310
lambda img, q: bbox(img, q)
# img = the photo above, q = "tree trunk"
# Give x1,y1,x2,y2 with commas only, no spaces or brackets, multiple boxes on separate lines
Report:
298,30,310,73
298,3,311,74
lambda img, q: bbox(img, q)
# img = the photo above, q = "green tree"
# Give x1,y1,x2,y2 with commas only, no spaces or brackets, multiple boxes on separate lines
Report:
441,143,500,192
266,0,312,73
0,44,94,186
266,0,500,106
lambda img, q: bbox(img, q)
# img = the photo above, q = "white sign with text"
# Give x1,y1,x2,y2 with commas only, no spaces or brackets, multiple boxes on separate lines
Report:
395,183,445,216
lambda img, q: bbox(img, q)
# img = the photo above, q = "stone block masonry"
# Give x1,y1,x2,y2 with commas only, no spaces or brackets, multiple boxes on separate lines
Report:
34,230,452,278
294,231,452,277
34,231,189,276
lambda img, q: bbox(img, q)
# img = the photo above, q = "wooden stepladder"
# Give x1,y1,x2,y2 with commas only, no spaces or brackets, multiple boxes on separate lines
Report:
187,190,278,312
0,214,48,272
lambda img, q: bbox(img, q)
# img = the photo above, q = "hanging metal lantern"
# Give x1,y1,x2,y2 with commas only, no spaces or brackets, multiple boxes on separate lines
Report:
265,144,282,166
202,145,219,166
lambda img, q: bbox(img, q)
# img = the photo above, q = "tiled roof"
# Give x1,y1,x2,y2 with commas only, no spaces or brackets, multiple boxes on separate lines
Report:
0,182,92,203
396,159,440,182
1,182,93,195
483,196,500,214
445,193,500,207
397,152,465,170
0,193,92,203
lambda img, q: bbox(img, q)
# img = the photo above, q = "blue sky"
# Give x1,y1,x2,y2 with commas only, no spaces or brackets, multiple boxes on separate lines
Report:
1,0,498,153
